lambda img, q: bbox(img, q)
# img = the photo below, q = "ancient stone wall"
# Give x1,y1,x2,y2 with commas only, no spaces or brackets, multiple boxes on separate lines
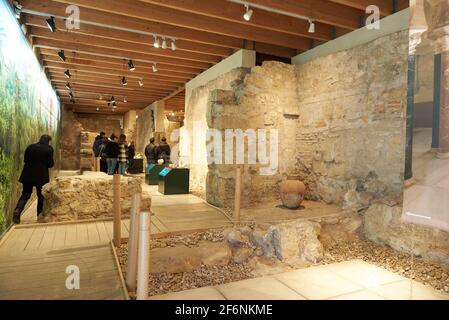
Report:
294,30,408,209
76,114,122,137
184,30,408,210
180,68,251,198
136,105,155,155
60,109,82,170
60,111,123,170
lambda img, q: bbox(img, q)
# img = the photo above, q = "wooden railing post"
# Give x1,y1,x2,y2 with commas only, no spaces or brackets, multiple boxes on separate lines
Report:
136,211,151,300
234,166,242,223
96,157,101,172
113,174,121,247
126,193,141,292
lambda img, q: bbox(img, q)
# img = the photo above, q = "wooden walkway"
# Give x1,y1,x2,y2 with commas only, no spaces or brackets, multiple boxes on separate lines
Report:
0,185,232,300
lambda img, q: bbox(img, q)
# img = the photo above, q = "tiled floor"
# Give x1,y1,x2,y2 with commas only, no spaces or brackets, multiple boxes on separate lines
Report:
403,128,449,231
150,260,449,300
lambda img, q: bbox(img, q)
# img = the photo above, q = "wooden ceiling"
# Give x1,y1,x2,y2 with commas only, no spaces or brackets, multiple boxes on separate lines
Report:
13,0,409,114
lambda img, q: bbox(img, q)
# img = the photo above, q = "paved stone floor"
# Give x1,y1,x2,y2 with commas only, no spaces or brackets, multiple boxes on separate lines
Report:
403,128,449,231
150,259,449,300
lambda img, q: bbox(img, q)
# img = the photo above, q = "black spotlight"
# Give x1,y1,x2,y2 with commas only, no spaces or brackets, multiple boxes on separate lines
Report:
121,76,128,86
111,96,116,103
46,16,57,32
128,60,135,71
58,50,66,62
64,69,71,78
65,83,71,90
69,92,74,99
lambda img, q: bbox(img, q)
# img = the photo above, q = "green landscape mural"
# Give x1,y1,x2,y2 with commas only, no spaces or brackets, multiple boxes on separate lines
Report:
0,1,60,234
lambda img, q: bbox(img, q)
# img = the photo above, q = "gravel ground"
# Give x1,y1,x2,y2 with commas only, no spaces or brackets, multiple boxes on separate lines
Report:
322,238,449,293
117,232,449,298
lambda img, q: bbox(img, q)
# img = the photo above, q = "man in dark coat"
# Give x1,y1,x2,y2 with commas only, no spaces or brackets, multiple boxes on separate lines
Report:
92,131,105,157
13,134,55,224
144,137,157,165
157,137,171,164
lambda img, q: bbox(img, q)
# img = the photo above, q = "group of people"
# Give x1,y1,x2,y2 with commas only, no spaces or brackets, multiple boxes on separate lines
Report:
92,132,135,176
144,137,171,165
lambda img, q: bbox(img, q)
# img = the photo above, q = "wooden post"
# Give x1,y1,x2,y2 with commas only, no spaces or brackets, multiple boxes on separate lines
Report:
113,174,121,247
234,166,242,223
136,211,151,300
126,193,141,292
92,153,96,171
96,157,101,172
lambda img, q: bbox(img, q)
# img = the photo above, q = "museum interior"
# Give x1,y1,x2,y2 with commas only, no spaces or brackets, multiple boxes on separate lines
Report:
0,0,449,301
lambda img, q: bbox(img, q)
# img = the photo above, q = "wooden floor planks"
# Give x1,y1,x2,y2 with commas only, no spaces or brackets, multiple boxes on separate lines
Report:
0,186,232,300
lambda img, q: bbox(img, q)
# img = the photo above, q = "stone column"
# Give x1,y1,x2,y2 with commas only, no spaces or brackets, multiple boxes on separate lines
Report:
432,54,441,150
424,0,449,158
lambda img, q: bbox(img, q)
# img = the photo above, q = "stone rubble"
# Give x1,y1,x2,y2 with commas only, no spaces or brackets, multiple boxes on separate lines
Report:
41,173,151,222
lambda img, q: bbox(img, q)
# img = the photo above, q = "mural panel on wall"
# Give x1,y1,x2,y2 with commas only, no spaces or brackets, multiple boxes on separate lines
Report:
0,0,60,233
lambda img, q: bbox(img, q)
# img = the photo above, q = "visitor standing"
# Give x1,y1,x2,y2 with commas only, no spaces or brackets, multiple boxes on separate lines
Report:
157,137,171,164
92,132,105,156
118,134,128,176
98,136,108,173
127,141,135,172
13,134,54,224
105,134,119,175
144,138,157,165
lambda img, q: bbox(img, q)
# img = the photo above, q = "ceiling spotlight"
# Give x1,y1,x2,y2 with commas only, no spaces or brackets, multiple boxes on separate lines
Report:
58,49,66,62
65,83,71,90
152,63,158,73
153,36,160,48
171,38,176,51
162,37,167,49
46,16,57,32
112,102,117,108
308,19,315,33
138,79,144,87
99,95,103,100
121,76,128,86
96,107,100,111
124,96,127,103
170,112,175,116
243,5,253,21
111,96,116,103
128,60,135,71
64,69,71,78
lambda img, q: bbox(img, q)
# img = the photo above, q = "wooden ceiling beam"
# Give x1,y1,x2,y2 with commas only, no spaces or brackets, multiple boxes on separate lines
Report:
50,73,179,91
328,0,409,16
42,55,198,79
20,0,244,48
247,0,361,30
24,14,232,58
53,81,171,95
29,27,222,64
32,37,211,69
50,0,312,50
43,62,188,85
54,83,168,97
38,48,204,74
138,0,334,41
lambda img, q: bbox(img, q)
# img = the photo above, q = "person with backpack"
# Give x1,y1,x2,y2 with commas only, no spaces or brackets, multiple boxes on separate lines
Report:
13,134,54,224
98,136,108,173
92,131,105,157
157,137,171,164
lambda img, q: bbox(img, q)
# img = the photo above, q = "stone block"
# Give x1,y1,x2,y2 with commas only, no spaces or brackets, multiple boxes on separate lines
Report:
41,173,151,222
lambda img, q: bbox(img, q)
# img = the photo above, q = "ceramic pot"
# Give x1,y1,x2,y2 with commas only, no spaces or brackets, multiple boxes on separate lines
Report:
280,176,306,209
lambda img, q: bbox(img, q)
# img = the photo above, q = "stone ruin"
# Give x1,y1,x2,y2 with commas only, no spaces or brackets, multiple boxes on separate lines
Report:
41,172,151,222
